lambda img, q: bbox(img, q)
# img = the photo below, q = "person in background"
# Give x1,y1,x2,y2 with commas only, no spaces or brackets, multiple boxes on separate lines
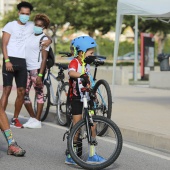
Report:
23,14,50,129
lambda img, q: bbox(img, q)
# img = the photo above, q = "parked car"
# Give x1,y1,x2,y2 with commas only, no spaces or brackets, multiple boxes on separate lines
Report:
118,52,141,60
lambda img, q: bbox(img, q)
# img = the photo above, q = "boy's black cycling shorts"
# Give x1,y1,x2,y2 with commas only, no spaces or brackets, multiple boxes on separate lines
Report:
71,98,83,115
2,57,27,88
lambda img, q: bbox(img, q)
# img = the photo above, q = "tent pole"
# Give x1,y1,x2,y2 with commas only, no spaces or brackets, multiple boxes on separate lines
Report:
134,15,138,81
112,15,123,101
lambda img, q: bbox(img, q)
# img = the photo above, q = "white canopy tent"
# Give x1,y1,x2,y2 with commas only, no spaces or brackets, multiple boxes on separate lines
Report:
112,0,170,98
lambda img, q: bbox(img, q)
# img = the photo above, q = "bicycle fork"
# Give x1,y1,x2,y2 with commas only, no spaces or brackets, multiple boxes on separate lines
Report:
83,94,93,144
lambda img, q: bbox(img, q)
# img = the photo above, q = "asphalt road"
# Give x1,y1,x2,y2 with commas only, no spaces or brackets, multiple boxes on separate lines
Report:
0,113,170,170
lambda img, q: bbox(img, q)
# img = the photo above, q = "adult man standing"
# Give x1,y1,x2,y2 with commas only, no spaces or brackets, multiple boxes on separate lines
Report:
1,1,51,128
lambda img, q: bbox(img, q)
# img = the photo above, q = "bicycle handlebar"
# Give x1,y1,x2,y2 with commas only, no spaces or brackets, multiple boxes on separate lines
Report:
88,55,106,60
59,52,72,57
93,59,104,65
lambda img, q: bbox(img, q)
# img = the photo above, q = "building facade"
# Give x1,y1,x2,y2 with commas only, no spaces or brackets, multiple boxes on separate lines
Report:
0,0,19,19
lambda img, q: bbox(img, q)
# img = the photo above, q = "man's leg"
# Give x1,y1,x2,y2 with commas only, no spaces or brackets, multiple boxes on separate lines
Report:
11,58,27,127
10,87,25,128
0,101,26,156
13,87,25,118
1,86,12,110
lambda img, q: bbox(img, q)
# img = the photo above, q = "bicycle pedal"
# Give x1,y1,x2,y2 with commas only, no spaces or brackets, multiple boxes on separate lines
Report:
91,139,98,146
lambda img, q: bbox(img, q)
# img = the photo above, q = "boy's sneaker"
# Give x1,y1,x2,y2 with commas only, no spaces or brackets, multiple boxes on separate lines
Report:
87,154,106,164
23,117,37,127
26,119,42,128
7,142,26,156
10,118,23,128
65,155,76,165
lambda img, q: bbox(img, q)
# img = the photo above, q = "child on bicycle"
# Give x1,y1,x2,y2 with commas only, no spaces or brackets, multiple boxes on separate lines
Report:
65,36,105,165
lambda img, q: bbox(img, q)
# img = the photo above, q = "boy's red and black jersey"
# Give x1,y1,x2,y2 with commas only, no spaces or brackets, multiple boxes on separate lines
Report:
68,58,90,101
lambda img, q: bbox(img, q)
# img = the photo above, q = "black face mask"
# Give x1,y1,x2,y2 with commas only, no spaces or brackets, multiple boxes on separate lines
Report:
83,56,96,64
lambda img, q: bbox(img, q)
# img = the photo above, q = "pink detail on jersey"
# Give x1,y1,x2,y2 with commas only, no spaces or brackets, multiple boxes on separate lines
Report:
72,80,78,96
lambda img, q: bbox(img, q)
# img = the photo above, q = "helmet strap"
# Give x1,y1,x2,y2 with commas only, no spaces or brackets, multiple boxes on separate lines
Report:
73,46,77,57
81,52,86,74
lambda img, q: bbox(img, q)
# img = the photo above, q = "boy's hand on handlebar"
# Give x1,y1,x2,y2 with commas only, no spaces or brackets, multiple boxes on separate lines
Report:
80,73,90,87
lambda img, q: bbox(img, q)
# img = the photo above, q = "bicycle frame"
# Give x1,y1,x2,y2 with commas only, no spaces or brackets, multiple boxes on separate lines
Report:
82,91,93,143
63,90,93,144
44,69,63,106
63,92,93,143
88,65,107,110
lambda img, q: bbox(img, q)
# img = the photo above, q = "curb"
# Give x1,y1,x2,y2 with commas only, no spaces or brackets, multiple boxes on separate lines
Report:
44,111,170,153
120,125,170,153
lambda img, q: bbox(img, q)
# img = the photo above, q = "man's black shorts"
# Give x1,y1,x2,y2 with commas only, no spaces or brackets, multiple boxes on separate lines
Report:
2,57,27,88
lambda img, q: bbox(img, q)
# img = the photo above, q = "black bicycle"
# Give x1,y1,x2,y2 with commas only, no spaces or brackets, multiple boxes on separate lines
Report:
66,55,112,135
63,85,122,170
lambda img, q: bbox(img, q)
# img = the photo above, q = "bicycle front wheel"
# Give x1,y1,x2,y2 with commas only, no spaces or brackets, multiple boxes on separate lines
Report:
34,81,50,121
56,82,69,126
68,115,123,170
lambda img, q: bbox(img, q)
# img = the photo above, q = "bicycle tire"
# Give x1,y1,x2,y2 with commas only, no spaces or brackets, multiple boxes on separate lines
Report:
34,81,51,121
56,82,69,126
93,79,112,136
66,94,72,127
68,115,122,170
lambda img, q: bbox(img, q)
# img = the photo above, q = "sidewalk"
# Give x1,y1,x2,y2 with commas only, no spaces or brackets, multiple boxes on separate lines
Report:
0,69,170,153
112,85,170,153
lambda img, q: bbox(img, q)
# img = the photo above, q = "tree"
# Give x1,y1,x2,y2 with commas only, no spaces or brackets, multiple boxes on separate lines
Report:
64,0,117,36
123,15,170,53
0,0,118,35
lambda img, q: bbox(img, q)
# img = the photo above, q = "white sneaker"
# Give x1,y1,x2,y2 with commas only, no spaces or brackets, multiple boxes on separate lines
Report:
26,119,42,129
23,117,37,128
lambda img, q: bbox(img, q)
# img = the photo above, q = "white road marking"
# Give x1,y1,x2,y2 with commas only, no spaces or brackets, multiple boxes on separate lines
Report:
6,111,170,161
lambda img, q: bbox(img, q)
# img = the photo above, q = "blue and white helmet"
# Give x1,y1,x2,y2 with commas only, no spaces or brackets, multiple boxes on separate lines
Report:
71,36,97,53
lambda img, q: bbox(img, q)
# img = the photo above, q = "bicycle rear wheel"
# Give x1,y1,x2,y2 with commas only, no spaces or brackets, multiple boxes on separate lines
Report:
68,115,122,170
34,81,50,121
93,79,112,118
56,82,69,126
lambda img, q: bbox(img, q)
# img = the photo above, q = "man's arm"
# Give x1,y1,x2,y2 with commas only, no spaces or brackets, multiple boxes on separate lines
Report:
2,32,13,71
41,35,52,49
